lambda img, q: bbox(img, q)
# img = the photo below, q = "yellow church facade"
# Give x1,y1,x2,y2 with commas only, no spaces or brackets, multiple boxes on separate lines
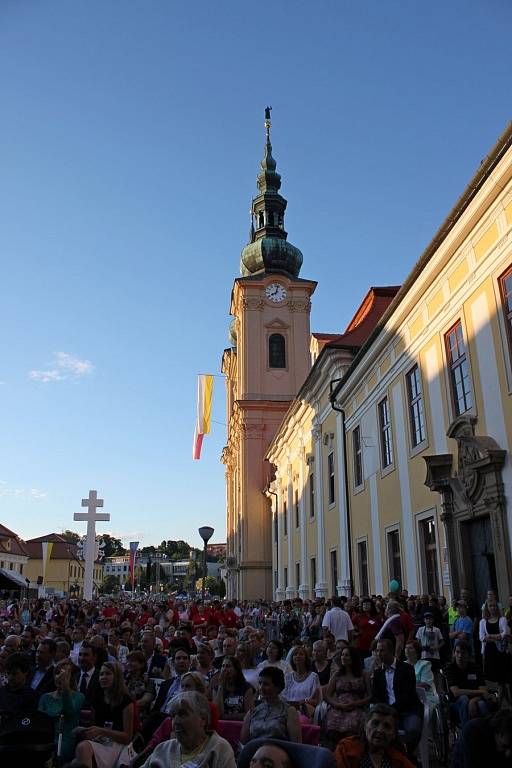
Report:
266,123,512,606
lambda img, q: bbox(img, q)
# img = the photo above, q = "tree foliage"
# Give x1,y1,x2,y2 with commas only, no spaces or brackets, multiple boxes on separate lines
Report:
61,530,125,557
100,575,121,594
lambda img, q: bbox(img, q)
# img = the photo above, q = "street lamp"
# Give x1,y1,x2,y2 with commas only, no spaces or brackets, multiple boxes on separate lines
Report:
198,526,214,603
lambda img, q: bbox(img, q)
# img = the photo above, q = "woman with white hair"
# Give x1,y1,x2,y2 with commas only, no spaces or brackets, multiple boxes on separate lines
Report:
140,691,236,768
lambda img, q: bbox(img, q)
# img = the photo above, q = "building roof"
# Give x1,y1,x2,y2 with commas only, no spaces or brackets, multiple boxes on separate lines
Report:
0,567,28,588
24,533,80,560
317,286,401,350
0,524,30,557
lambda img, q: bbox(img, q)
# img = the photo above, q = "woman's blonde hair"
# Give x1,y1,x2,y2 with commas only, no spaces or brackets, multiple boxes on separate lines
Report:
181,671,207,694
54,658,78,690
101,661,128,706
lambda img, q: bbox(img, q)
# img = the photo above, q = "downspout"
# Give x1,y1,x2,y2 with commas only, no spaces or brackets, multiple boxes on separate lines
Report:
264,484,279,597
330,381,354,592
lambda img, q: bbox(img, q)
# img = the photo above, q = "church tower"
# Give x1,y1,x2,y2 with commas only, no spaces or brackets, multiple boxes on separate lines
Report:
222,109,316,600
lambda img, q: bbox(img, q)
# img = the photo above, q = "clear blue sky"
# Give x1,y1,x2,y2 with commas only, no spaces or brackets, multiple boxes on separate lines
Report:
1,1,511,549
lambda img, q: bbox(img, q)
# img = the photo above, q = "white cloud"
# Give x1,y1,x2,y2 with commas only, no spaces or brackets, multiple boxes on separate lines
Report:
29,369,63,383
29,351,95,383
55,352,94,376
0,481,47,500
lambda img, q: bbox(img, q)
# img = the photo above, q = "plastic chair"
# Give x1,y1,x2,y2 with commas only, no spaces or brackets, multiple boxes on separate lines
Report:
237,737,337,768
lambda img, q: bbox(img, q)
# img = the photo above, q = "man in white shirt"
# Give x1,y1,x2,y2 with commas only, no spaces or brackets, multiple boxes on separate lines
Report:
322,596,354,642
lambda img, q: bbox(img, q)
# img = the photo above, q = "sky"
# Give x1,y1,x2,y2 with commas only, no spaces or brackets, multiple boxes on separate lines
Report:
1,1,511,550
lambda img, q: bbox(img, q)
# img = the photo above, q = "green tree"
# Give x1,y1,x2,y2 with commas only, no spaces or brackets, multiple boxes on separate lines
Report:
100,575,121,594
101,534,126,557
61,529,81,544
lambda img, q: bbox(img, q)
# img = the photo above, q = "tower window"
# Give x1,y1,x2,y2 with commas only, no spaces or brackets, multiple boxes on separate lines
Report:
268,211,274,226
258,212,264,228
269,334,286,368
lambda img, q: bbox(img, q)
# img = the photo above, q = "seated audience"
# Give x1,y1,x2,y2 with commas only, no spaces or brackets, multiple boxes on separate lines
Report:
236,640,259,689
38,657,85,762
404,639,438,710
283,645,322,720
132,671,219,768
371,639,422,753
138,691,236,767
77,641,101,705
141,647,191,741
125,650,155,714
248,743,292,768
29,637,57,695
72,661,134,768
240,666,301,743
257,639,291,675
0,652,40,712
214,655,254,720
335,703,415,768
311,640,333,687
190,641,217,685
323,645,371,747
445,640,493,726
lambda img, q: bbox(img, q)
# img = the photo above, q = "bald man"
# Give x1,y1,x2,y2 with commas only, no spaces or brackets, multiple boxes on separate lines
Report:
250,745,292,768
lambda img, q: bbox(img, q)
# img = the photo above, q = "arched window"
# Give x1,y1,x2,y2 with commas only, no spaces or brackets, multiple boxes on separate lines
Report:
269,333,286,368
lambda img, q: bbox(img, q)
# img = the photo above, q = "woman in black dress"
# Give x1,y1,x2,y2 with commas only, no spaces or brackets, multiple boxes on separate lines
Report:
73,661,134,768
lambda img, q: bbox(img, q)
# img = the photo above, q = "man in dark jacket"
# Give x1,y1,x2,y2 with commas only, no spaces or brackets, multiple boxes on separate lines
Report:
142,648,191,742
141,632,167,677
372,639,423,752
29,638,56,696
77,641,101,705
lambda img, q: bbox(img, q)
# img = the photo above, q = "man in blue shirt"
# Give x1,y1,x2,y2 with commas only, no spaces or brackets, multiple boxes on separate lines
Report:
449,602,474,654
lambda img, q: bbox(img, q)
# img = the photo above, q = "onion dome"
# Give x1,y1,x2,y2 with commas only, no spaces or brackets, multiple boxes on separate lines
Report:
240,107,303,278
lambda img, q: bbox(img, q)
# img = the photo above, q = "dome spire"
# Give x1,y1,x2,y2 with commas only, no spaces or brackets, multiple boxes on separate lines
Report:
240,108,303,278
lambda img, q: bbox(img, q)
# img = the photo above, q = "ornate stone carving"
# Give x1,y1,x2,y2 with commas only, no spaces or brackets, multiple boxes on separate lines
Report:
289,300,312,312
243,423,265,438
242,298,264,311
311,426,321,443
424,415,510,606
447,416,506,502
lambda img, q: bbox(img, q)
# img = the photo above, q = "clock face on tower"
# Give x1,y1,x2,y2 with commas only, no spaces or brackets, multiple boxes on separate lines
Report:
265,282,287,303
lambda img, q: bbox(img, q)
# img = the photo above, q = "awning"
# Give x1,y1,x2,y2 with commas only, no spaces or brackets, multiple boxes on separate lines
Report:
0,567,28,589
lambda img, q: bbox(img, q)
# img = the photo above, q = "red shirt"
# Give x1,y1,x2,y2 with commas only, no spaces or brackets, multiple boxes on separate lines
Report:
399,610,415,641
352,613,381,652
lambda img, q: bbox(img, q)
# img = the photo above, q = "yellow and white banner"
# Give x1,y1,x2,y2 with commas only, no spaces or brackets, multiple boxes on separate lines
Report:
193,374,214,460
41,541,53,583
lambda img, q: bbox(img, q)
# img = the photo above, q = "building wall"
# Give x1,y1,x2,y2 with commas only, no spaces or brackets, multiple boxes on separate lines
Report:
341,141,512,602
268,128,512,603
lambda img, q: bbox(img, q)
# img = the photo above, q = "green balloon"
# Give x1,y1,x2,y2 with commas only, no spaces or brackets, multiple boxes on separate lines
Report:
389,579,400,592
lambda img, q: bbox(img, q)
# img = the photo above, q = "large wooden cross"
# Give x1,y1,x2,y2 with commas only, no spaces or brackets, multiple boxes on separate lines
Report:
74,490,109,600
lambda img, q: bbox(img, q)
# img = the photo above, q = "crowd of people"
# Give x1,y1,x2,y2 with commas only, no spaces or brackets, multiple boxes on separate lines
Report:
0,586,510,767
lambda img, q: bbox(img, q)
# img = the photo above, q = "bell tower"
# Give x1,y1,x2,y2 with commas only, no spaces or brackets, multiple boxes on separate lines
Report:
222,109,316,600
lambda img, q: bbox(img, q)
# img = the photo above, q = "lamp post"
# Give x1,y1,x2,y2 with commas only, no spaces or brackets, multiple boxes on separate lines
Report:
198,526,214,603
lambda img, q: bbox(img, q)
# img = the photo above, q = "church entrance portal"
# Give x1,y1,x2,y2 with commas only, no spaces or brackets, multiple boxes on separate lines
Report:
461,516,497,607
